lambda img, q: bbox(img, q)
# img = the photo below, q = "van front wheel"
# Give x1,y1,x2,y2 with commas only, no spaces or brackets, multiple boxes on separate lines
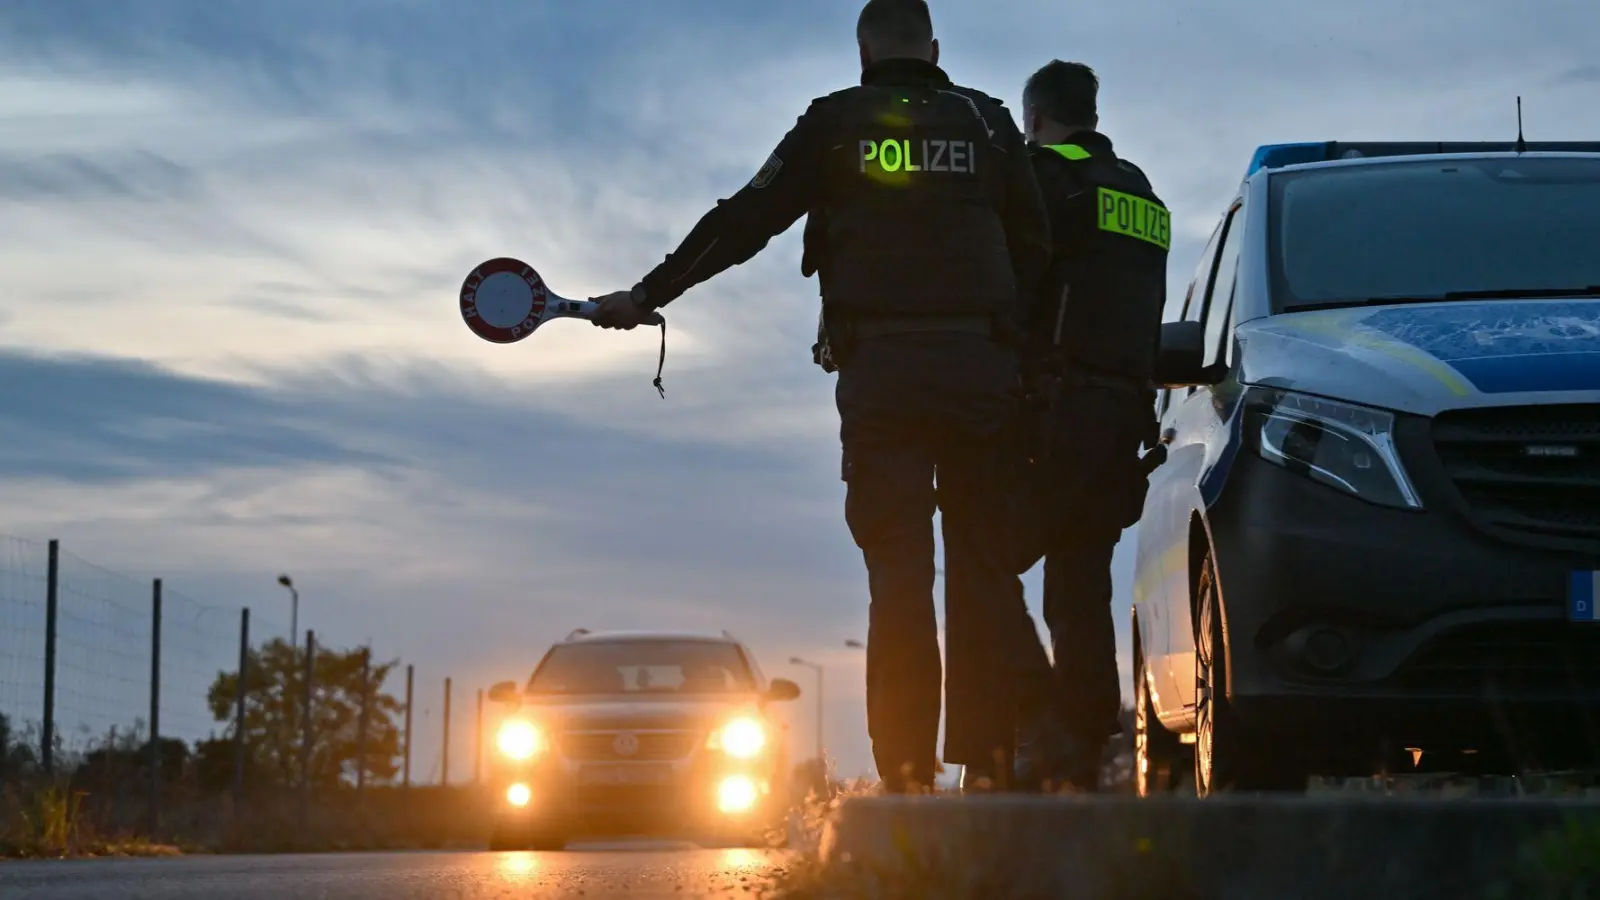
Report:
1193,547,1306,797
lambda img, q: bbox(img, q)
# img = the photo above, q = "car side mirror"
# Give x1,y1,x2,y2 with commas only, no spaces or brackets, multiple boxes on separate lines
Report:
488,681,521,704
764,678,801,703
1153,321,1221,388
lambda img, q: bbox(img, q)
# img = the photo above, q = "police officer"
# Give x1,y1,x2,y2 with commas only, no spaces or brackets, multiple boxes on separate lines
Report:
1009,60,1171,791
589,0,1054,794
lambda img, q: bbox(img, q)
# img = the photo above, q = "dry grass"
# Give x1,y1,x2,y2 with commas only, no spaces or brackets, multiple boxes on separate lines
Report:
0,778,496,857
0,781,182,858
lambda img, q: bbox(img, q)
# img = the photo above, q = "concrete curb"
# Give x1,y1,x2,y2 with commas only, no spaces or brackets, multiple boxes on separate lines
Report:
817,795,1600,899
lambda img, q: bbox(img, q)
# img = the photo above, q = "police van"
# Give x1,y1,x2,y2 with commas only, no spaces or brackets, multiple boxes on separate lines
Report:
1130,140,1600,796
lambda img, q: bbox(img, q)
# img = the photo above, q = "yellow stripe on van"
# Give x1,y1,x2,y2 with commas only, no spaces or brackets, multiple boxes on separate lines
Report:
1271,310,1474,396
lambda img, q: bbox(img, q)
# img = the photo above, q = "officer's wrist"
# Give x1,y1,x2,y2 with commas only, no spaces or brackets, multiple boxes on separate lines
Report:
633,275,675,312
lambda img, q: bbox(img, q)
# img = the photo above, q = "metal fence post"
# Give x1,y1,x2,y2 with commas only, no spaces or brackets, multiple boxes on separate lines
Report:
41,539,59,774
474,687,483,785
299,630,315,830
233,607,250,816
148,578,162,835
442,677,451,787
356,647,370,797
403,664,413,788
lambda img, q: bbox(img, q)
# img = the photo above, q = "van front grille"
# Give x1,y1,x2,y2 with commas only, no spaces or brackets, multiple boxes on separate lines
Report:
1431,404,1600,545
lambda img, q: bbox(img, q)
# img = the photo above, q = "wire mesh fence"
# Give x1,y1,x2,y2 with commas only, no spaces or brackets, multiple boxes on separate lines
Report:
0,536,48,764
0,536,299,774
0,534,502,854
0,533,588,856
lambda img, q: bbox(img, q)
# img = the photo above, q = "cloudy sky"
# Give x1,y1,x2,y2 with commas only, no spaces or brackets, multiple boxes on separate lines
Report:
1,0,1594,781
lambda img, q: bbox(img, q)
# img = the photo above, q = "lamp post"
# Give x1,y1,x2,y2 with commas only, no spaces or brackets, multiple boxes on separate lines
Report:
277,574,299,648
789,657,825,765
276,573,300,778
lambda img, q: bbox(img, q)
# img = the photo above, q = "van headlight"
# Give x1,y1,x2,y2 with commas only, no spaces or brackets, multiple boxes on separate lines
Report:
497,718,544,760
1247,387,1422,510
707,716,767,758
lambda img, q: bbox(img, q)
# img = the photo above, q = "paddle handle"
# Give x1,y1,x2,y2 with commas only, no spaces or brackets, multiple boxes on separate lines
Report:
558,298,663,327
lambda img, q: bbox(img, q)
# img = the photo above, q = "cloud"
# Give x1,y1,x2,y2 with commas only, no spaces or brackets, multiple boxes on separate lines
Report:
0,349,394,482
1555,65,1600,85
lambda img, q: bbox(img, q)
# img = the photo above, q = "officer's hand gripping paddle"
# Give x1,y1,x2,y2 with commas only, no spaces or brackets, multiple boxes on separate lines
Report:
459,257,668,397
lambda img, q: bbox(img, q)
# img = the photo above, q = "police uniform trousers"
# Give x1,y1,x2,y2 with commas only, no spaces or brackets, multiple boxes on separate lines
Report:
1031,383,1153,742
836,330,1045,787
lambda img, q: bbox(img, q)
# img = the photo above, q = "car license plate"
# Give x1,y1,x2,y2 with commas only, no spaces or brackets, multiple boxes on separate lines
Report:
579,764,671,786
1569,571,1600,622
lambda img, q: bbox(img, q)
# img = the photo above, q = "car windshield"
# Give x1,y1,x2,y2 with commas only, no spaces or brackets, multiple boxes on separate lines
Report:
1268,156,1600,311
527,640,756,695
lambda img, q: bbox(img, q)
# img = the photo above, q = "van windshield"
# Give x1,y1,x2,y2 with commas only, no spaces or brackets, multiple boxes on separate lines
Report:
1268,156,1600,312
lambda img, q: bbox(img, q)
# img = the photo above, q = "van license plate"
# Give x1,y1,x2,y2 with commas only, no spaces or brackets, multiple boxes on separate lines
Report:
579,764,671,786
1569,572,1600,622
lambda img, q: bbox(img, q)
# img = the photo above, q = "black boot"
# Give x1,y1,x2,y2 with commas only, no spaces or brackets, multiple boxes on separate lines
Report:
1015,714,1103,793
959,745,1016,793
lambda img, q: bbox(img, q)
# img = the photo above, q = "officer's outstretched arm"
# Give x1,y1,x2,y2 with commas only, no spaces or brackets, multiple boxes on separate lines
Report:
635,103,827,309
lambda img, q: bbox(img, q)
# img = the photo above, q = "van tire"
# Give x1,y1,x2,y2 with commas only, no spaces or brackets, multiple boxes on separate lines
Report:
1193,546,1306,796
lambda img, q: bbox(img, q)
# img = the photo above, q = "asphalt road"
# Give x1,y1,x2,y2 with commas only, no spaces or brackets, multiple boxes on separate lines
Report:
0,842,795,899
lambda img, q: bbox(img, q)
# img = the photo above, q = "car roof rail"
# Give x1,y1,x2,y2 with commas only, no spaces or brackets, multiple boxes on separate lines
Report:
1244,140,1600,179
564,628,591,641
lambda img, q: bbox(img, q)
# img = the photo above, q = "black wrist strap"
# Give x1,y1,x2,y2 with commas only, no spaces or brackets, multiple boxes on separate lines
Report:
652,318,666,398
633,283,666,399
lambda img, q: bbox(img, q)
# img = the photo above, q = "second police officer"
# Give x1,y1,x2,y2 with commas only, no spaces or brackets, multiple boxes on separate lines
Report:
1009,60,1173,792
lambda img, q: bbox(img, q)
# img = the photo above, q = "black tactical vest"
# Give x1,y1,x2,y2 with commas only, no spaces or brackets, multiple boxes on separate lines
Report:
800,64,1018,320
1030,136,1170,381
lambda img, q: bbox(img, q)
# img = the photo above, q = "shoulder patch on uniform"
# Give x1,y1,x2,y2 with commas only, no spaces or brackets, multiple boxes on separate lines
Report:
750,152,783,189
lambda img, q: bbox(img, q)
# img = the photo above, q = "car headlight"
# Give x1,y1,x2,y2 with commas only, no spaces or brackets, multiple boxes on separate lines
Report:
1247,387,1422,510
496,718,544,760
707,716,767,758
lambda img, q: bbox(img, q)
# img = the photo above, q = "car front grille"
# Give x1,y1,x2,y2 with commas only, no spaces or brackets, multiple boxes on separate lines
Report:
1394,621,1600,694
557,730,699,762
1430,404,1600,545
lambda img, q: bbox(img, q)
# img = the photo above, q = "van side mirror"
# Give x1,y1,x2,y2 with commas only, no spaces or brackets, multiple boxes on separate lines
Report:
764,678,802,703
488,681,521,704
1153,321,1221,387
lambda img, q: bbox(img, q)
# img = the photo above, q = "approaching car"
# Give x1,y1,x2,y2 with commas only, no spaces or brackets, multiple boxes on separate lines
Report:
484,628,801,850
1130,140,1600,797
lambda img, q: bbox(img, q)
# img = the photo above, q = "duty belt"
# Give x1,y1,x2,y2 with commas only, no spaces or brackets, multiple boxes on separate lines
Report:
850,314,994,340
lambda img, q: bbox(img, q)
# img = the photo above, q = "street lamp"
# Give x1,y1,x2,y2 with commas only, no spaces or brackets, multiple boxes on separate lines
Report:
276,573,300,775
789,657,825,765
277,574,299,647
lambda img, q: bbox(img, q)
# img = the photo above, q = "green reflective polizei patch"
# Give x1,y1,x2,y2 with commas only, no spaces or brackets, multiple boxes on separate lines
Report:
1096,186,1171,250
1045,143,1091,160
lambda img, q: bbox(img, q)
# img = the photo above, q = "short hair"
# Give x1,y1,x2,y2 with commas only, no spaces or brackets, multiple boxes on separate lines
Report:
1024,60,1099,126
856,0,933,50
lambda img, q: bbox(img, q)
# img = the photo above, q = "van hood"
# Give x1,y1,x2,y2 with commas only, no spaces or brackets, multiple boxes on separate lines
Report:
1237,299,1600,416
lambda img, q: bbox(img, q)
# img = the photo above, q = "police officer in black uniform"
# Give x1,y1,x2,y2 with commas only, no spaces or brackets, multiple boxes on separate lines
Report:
1009,60,1171,791
589,0,1054,794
